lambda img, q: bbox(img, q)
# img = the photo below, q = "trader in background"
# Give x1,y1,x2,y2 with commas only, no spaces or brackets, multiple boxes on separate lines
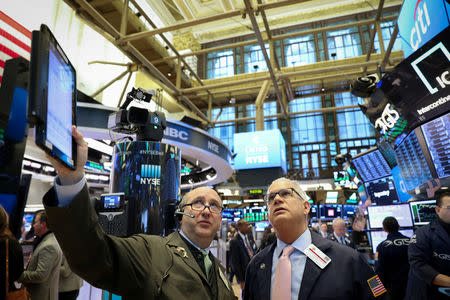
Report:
327,217,355,248
230,218,255,289
41,126,236,300
375,217,410,300
19,210,62,300
243,177,388,300
406,192,450,300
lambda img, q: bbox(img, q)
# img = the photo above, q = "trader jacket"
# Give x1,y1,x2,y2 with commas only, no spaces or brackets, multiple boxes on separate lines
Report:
406,220,450,300
229,233,255,283
19,232,62,300
243,230,388,300
43,185,236,300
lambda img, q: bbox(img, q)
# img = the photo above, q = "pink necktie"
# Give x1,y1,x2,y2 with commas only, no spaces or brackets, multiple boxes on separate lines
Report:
272,245,295,300
245,237,253,258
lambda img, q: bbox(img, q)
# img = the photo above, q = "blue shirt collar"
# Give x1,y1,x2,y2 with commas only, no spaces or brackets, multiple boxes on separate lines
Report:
274,228,312,258
179,230,211,253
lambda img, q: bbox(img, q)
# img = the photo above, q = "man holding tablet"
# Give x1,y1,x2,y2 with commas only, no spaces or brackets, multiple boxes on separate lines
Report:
42,127,236,299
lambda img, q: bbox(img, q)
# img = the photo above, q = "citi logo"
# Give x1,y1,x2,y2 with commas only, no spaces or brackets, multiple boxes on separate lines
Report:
140,164,161,185
410,0,431,51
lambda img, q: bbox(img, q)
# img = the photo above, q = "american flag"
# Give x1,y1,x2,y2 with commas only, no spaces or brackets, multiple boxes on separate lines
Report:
0,10,31,84
367,275,387,297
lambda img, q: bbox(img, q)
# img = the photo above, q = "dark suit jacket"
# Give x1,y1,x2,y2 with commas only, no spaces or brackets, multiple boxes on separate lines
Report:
43,185,236,300
243,231,388,300
229,234,255,282
327,232,356,249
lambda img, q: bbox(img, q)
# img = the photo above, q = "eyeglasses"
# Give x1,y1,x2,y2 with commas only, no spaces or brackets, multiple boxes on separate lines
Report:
264,188,302,204
183,202,224,214
439,206,450,210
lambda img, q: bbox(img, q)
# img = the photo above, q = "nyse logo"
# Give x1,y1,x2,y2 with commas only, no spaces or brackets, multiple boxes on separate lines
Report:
411,42,450,95
140,164,161,185
208,141,219,154
410,0,431,51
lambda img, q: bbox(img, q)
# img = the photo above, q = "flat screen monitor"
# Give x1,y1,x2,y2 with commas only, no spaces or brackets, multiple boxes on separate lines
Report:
23,213,35,232
421,112,450,179
395,129,434,192
325,191,339,203
377,139,397,168
222,209,243,221
409,200,437,226
319,204,342,219
353,148,392,182
334,171,351,186
309,205,318,220
28,24,77,170
255,221,270,232
379,26,450,128
343,205,356,219
364,176,400,206
369,229,414,254
367,204,413,229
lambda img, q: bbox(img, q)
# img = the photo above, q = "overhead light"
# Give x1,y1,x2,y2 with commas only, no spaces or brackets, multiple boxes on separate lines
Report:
229,97,236,104
244,199,264,203
167,72,172,77
43,166,55,172
23,160,31,167
30,162,42,169
85,138,113,155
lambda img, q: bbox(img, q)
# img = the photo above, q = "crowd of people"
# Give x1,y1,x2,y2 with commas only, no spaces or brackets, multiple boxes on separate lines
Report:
1,126,449,300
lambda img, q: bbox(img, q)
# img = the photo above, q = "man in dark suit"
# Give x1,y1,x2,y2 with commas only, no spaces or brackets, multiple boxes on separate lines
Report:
42,126,236,300
243,178,388,300
230,218,255,289
327,217,356,249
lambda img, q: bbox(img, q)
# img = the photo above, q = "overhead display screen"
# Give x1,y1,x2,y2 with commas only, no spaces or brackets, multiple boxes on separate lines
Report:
364,176,400,206
353,149,392,182
409,199,437,225
367,204,413,229
342,205,356,219
380,26,450,128
397,0,450,57
395,130,433,192
234,129,287,173
309,205,319,220
421,112,450,179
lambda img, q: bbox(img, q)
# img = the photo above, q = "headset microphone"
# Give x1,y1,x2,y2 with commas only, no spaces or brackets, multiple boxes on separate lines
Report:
175,211,195,218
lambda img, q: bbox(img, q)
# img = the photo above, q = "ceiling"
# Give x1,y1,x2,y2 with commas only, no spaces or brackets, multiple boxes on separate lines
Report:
62,0,404,124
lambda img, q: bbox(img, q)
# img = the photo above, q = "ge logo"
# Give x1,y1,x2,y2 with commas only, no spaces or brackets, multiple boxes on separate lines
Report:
393,239,411,246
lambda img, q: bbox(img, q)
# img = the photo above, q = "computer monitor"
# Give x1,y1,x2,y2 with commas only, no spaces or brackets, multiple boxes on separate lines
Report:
364,176,400,206
369,229,414,254
367,204,413,229
255,221,270,232
421,112,450,179
395,129,434,192
352,148,392,182
409,200,437,226
325,191,339,203
309,205,319,221
23,213,35,232
319,204,342,219
342,205,356,219
222,209,243,221
377,139,397,168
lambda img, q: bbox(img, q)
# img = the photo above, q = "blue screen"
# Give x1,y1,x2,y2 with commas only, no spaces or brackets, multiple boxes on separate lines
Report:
0,193,17,216
255,221,270,232
395,130,433,191
6,87,28,142
234,129,287,172
343,205,356,219
421,112,450,179
309,205,318,220
353,149,392,182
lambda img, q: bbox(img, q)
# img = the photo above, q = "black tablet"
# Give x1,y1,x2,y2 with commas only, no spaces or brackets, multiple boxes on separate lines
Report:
28,24,77,169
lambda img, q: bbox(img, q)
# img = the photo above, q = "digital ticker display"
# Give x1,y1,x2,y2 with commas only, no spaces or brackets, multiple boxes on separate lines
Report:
319,204,342,219
421,112,450,179
353,149,392,182
395,130,433,192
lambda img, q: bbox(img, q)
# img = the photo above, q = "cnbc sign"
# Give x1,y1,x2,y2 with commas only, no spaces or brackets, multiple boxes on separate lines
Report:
233,129,287,173
398,0,450,57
